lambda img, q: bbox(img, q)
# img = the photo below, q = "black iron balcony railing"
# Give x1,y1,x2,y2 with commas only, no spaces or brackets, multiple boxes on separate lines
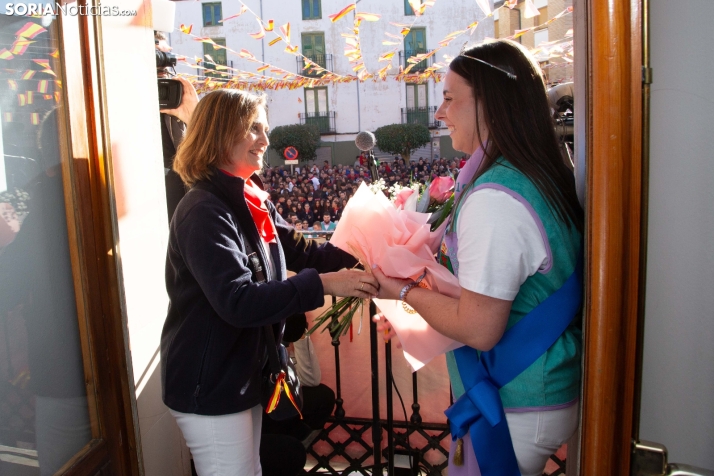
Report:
299,111,336,134
399,48,434,72
296,53,333,77
402,106,441,129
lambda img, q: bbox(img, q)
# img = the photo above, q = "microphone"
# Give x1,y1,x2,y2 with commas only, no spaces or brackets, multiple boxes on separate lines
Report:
355,131,376,152
355,131,379,181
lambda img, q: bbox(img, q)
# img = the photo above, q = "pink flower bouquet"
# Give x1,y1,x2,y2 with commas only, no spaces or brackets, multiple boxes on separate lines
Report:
325,182,464,371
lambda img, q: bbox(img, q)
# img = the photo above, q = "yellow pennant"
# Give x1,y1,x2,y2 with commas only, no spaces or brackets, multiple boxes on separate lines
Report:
264,19,274,31
179,24,192,34
328,3,356,22
219,5,247,23
249,19,265,39
355,12,380,22
268,37,282,46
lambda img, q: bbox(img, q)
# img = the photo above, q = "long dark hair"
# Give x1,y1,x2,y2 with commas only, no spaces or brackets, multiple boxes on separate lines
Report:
450,40,583,232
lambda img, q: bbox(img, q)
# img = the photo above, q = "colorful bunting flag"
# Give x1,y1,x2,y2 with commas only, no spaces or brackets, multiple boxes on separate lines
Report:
33,59,50,69
249,20,266,39
179,24,193,34
21,70,35,80
44,94,52,100
264,19,274,31
219,5,248,23
475,0,491,16
355,12,381,22
31,112,39,125
0,49,14,60
11,38,34,55
18,94,26,106
8,80,17,90
268,37,282,46
523,0,540,19
26,91,33,104
50,48,59,58
15,22,46,39
37,80,48,93
4,112,11,122
329,3,356,22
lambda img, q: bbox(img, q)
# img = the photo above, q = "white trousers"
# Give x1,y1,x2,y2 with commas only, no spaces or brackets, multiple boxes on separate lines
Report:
506,402,579,476
170,405,263,476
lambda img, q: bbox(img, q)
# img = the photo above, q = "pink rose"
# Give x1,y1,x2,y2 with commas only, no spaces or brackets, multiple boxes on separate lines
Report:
393,188,415,209
428,176,454,204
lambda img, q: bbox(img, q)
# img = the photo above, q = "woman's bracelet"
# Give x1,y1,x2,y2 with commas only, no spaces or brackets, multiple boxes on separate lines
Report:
399,282,418,302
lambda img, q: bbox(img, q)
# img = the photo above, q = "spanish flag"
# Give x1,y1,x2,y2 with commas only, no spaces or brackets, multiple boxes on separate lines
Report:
11,38,33,56
50,48,59,58
26,91,33,104
7,79,17,91
21,70,35,80
18,94,26,106
44,94,52,100
15,22,47,39
33,59,50,69
0,49,14,60
54,91,61,102
4,113,12,123
37,80,48,93
30,113,40,125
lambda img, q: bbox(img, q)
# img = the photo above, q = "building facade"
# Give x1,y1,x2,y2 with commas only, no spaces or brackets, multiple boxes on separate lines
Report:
170,0,496,164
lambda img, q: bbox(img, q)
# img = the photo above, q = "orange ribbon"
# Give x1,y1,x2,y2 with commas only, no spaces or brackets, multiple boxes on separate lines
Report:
265,371,303,419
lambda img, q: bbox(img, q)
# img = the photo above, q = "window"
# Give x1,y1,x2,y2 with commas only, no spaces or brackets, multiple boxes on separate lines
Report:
203,38,228,78
406,84,428,109
404,28,427,71
302,0,321,20
404,0,414,16
405,84,431,127
202,2,222,26
534,28,549,47
302,32,326,68
304,87,331,133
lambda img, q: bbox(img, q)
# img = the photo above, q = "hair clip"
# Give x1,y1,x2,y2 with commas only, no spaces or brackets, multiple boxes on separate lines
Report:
458,42,518,80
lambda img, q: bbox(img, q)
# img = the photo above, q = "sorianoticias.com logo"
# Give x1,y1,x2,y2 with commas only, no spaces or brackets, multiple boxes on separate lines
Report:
5,3,137,16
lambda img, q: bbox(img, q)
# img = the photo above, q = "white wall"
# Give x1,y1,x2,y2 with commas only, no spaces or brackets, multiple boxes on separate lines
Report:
101,1,190,474
640,0,714,469
170,0,495,140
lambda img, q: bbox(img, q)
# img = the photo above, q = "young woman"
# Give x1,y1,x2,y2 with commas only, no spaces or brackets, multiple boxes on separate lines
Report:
373,40,583,476
162,89,378,475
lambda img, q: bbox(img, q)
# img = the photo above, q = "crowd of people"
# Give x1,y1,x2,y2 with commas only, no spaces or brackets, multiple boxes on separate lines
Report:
259,155,466,232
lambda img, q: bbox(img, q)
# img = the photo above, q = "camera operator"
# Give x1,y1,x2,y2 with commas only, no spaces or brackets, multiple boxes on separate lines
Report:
155,31,199,222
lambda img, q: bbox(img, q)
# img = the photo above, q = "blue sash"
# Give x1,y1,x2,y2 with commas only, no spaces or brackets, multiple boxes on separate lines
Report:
444,253,583,475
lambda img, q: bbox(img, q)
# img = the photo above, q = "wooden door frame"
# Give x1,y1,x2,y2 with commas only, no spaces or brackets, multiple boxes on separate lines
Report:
581,0,645,473
55,5,141,475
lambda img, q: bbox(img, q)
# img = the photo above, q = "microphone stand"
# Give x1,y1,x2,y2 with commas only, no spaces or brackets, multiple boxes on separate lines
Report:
364,148,395,475
366,149,379,182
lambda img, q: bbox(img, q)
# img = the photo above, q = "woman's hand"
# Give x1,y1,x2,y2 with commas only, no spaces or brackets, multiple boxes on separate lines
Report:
372,313,402,348
320,269,379,300
371,266,412,301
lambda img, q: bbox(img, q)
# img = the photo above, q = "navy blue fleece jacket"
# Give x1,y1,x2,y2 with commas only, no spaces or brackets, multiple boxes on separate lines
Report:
161,169,356,415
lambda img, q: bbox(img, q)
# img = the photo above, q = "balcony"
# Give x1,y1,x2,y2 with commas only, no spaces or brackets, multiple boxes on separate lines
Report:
296,53,333,77
401,106,440,129
398,48,434,73
299,111,336,134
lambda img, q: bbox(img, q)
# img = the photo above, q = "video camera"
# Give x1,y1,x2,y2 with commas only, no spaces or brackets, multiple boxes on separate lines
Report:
156,49,183,109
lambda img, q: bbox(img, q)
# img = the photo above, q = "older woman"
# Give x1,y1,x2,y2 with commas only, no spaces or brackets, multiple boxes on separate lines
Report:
373,40,583,476
161,89,378,475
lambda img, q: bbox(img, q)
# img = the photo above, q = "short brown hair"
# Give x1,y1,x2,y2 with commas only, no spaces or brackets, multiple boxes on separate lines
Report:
173,89,266,186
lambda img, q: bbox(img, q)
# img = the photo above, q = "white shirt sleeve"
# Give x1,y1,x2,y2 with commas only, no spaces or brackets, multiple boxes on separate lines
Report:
456,188,549,301
293,336,321,387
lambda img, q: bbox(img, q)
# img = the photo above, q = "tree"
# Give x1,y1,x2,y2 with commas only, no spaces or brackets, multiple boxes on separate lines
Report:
374,123,431,162
268,123,321,163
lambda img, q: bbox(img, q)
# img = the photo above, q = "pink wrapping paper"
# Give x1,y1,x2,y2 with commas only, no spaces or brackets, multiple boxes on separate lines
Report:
330,183,464,371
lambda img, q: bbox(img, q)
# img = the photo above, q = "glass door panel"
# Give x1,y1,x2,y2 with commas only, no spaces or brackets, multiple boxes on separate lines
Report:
0,14,91,476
